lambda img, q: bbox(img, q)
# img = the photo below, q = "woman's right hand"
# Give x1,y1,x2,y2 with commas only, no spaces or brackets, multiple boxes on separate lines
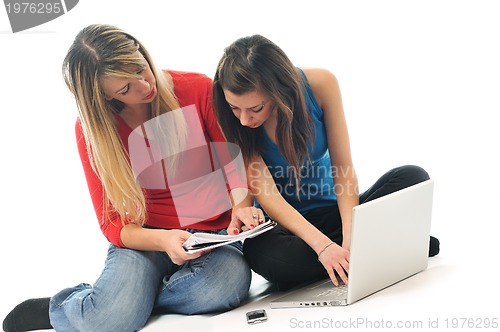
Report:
121,224,207,265
227,206,266,235
317,242,350,286
160,229,206,265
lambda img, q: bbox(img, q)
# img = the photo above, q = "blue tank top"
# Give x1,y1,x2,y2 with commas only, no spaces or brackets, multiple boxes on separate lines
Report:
255,69,337,214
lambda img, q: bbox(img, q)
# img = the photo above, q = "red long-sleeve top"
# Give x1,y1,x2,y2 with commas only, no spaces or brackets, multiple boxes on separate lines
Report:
75,71,241,247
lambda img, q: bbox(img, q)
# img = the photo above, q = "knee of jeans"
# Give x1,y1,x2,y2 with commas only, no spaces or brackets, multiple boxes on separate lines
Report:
228,259,252,305
216,247,251,300
194,248,251,314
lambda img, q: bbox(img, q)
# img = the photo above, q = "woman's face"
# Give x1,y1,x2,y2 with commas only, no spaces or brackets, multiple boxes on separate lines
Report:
223,89,275,129
102,51,156,108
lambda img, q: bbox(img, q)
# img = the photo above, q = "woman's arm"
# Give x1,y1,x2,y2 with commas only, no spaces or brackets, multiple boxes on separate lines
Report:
75,119,129,247
302,68,360,250
120,224,203,265
247,156,349,286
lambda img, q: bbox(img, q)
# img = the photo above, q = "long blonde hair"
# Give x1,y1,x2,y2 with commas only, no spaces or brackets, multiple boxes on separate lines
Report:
62,24,186,225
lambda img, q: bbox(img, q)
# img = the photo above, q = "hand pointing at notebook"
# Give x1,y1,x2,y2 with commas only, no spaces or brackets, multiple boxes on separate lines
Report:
228,204,266,235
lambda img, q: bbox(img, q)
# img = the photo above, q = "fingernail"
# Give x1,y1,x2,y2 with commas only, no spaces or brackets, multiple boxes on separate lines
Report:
233,229,239,235
250,224,255,229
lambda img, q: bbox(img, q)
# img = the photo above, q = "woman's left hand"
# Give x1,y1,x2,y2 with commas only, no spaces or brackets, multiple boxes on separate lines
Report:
318,242,350,286
227,207,266,235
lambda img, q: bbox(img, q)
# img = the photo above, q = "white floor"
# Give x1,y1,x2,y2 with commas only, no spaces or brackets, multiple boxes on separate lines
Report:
3,242,500,332
140,255,498,332
2,1,500,331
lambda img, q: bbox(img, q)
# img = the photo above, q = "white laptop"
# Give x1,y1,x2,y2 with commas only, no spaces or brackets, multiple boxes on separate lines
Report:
270,179,434,308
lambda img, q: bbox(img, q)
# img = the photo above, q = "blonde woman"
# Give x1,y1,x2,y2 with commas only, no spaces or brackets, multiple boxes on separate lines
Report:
3,24,261,332
212,34,440,291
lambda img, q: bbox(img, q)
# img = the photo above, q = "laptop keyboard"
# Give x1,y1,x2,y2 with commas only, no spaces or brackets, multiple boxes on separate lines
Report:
315,284,347,299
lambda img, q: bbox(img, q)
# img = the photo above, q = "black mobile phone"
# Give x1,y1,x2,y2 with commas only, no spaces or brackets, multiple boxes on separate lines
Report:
246,309,267,324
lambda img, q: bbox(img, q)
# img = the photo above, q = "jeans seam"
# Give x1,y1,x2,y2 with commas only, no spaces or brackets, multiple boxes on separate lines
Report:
164,250,213,291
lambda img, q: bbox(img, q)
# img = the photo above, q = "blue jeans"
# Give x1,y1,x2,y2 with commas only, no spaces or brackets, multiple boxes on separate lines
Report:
49,230,251,332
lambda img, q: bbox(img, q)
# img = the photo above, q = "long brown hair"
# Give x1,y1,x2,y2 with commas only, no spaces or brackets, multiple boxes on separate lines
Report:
213,34,314,191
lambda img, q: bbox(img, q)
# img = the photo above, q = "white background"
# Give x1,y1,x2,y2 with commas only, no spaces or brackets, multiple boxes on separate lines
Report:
1,0,499,330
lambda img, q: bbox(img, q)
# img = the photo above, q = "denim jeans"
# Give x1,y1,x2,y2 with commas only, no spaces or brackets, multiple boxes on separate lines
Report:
49,230,251,332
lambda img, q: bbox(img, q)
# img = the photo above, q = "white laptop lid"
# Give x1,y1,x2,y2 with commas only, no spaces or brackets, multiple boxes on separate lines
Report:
270,179,434,308
346,179,434,304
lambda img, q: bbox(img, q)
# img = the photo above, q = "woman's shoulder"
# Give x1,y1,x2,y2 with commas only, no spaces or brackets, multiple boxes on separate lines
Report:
299,67,338,87
299,67,340,108
165,70,212,104
165,70,212,87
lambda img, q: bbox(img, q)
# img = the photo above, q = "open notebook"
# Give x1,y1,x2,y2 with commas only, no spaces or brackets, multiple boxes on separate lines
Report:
183,220,276,253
